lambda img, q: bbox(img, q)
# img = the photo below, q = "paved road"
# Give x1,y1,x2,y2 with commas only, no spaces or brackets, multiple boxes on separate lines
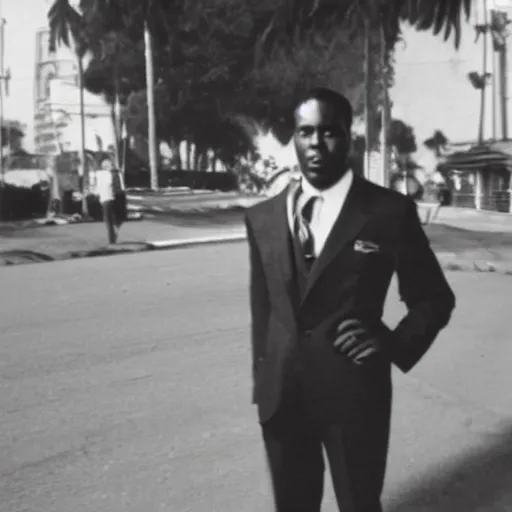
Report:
1,245,512,512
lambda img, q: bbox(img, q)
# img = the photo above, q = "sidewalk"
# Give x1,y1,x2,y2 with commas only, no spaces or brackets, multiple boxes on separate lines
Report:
0,216,245,264
2,204,512,272
432,206,512,233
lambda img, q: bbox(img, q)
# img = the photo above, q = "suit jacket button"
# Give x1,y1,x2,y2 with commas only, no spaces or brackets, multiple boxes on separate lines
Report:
257,356,264,362
304,329,313,336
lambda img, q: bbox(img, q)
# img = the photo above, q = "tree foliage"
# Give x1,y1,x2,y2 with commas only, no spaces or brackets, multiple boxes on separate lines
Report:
73,0,394,165
48,0,472,167
48,0,85,54
388,119,417,154
1,123,24,148
260,0,472,52
83,32,146,102
424,130,449,156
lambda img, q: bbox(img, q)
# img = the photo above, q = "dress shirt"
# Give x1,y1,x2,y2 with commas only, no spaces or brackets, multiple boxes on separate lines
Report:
287,169,354,257
94,169,115,203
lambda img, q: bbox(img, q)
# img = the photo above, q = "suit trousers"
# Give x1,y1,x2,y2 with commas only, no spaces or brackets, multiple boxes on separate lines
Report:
261,402,383,512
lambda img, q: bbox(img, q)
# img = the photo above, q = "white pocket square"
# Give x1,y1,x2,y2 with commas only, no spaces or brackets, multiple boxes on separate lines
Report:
354,240,380,254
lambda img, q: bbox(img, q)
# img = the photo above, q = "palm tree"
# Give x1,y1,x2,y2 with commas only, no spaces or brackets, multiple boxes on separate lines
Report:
48,0,89,215
258,0,472,183
94,31,135,170
143,21,158,190
259,0,472,50
80,0,182,190
424,130,449,157
132,1,186,190
477,0,489,144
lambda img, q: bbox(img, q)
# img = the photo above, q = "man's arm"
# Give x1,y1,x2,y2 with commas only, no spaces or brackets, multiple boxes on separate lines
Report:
245,213,271,402
382,199,456,373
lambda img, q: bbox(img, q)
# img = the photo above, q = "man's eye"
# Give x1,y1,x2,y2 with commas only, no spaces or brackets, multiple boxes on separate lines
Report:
322,128,340,138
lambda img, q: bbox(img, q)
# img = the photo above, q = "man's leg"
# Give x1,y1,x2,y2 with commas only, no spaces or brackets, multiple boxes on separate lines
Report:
262,411,325,512
102,201,117,244
323,423,384,512
110,205,118,241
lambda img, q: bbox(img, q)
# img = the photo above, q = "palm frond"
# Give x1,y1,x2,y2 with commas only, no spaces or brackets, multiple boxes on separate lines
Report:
404,0,472,48
48,0,84,52
256,0,472,54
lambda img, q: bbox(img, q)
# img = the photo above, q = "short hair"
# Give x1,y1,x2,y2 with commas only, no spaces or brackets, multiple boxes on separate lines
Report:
294,87,353,130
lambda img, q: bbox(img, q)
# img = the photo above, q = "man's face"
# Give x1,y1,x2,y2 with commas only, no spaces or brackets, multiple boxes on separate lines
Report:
101,159,113,172
293,98,350,190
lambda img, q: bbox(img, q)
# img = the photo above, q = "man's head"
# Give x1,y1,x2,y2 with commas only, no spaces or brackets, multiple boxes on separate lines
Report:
100,156,113,172
293,88,353,190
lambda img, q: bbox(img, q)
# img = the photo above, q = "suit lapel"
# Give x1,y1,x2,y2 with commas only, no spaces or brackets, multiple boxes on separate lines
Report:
301,175,371,305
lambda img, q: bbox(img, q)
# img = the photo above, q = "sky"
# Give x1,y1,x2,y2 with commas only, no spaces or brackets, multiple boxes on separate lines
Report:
2,0,52,149
0,0,510,155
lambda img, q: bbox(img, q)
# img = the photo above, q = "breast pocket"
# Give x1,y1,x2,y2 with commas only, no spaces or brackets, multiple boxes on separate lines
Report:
346,245,390,274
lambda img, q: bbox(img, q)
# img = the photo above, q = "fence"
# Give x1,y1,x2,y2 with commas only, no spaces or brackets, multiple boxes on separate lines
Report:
124,169,238,191
451,191,511,213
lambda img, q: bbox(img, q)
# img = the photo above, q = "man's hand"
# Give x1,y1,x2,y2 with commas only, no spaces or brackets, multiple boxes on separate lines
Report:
333,319,382,364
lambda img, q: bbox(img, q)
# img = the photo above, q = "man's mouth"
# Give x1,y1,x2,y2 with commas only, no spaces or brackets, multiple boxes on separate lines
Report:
308,156,324,167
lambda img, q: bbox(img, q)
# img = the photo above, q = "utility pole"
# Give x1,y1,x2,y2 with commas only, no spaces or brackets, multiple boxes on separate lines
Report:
363,22,372,180
76,56,88,216
144,22,158,190
490,7,509,140
0,13,9,220
499,16,508,140
0,17,4,187
492,47,497,140
478,0,489,144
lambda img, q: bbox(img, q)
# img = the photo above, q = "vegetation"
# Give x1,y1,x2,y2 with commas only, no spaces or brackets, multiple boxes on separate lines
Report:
424,130,449,157
46,0,472,173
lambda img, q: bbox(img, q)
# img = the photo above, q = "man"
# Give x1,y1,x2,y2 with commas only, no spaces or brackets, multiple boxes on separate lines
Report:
245,88,455,512
93,156,124,244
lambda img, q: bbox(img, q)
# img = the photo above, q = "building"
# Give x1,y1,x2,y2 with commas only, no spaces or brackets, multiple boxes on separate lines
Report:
33,28,115,157
391,1,512,158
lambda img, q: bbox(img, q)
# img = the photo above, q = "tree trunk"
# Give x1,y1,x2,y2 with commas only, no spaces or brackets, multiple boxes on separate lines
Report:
499,34,508,140
111,81,122,168
193,150,200,171
363,22,372,179
144,22,158,190
186,141,192,170
169,137,181,169
78,56,88,216
380,25,391,188
0,17,6,220
478,0,488,144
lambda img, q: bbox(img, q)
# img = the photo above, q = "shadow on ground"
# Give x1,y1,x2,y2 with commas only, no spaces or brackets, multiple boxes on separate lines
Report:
0,250,55,265
387,423,512,511
136,205,245,226
0,242,151,266
68,242,151,259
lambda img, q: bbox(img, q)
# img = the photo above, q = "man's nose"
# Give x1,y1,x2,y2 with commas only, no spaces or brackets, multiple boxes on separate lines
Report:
309,130,320,146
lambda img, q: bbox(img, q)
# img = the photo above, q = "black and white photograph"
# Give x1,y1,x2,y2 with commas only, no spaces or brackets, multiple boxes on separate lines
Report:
1,0,512,510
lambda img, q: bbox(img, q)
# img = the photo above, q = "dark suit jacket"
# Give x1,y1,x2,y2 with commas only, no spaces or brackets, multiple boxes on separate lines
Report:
246,173,455,503
246,175,455,505
245,174,455,417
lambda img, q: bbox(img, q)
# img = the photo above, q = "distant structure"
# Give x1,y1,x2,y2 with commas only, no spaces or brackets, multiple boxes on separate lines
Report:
2,119,27,154
33,28,114,156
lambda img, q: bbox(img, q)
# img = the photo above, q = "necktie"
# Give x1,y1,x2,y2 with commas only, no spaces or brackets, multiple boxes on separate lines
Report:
294,192,318,266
